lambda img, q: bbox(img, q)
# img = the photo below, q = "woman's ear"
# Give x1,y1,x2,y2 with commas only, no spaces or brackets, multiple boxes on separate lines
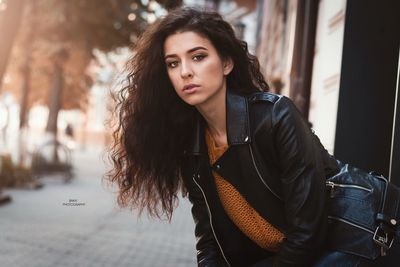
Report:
223,58,234,75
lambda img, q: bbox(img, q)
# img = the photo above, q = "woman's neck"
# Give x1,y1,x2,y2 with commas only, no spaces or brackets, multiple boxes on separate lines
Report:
196,91,227,147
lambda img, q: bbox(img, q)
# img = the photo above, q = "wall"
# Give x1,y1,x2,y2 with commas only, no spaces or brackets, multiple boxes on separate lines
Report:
308,0,347,154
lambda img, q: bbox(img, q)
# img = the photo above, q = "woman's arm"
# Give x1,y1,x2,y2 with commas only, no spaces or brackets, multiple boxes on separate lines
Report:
271,96,328,267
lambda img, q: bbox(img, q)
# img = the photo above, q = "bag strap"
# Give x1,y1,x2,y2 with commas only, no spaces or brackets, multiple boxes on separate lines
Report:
373,174,400,255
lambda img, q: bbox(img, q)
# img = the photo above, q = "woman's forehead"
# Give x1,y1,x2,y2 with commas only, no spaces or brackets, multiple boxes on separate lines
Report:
164,31,214,56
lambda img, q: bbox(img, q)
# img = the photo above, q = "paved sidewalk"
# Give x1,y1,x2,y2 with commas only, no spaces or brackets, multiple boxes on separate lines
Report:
0,147,197,267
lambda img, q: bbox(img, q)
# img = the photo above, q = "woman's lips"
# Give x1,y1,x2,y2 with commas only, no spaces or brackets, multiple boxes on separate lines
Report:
182,84,200,93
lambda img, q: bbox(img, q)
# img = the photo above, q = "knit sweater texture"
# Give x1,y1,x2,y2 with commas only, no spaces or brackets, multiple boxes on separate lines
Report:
205,128,284,252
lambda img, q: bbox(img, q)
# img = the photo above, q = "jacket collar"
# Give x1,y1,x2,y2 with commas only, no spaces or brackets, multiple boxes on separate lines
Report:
188,90,251,156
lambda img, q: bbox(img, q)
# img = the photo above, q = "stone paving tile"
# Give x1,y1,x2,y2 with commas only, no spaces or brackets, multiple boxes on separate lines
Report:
0,147,197,267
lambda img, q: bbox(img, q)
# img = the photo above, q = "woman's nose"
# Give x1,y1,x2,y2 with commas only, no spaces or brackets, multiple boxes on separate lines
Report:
180,61,193,78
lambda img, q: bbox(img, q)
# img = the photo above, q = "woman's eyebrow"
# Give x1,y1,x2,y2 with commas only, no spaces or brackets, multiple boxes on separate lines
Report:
165,46,208,59
187,46,208,53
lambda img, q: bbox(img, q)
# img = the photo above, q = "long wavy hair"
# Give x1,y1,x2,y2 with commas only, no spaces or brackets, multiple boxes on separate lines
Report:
106,7,269,220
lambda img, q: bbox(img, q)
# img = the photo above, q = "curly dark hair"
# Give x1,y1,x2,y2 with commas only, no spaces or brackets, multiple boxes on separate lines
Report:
106,7,269,220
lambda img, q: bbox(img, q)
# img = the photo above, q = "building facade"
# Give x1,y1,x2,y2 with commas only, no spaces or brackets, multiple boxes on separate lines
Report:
226,0,399,184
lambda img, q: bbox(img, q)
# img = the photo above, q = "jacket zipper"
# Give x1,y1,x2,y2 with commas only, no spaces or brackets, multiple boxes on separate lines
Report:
328,215,375,235
192,174,232,267
326,181,372,198
248,145,283,201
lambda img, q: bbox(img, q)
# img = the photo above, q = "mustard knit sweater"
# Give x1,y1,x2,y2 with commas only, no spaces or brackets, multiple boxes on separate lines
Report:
205,129,284,252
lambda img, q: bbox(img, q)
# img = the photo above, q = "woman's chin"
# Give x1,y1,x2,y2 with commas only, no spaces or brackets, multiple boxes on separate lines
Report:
181,96,205,107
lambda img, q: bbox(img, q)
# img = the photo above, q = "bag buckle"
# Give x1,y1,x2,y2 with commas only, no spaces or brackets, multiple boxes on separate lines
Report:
373,225,394,250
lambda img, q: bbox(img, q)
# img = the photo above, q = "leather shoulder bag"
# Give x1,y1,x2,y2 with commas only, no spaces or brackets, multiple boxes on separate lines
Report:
325,160,400,260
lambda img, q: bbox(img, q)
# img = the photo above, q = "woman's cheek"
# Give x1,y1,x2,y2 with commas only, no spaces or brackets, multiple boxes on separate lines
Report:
204,60,224,84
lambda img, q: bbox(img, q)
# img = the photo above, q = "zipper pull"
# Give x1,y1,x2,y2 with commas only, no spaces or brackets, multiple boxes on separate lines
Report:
326,181,336,198
381,246,387,256
192,173,201,181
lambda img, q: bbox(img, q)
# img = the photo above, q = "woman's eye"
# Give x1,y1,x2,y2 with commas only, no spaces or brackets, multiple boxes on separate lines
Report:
166,61,178,68
193,54,206,61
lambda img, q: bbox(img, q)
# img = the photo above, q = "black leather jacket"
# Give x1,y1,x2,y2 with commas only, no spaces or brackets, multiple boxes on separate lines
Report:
181,91,340,267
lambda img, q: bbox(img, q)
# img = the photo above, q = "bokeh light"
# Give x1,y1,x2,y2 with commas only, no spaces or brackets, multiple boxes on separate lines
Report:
0,2,7,11
128,13,136,21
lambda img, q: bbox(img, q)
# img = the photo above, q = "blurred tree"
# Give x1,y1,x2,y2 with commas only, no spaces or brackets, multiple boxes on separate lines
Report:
1,0,182,163
4,0,183,107
156,0,182,10
16,1,37,165
0,0,25,90
0,0,25,199
18,1,37,130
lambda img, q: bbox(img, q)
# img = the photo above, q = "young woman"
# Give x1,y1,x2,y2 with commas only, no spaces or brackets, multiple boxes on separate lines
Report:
107,7,397,267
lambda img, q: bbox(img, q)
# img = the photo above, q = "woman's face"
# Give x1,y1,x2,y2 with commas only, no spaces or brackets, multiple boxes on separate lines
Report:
164,31,233,108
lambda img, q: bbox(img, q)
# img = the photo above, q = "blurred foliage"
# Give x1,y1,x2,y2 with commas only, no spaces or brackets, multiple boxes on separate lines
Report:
0,154,38,188
2,0,181,111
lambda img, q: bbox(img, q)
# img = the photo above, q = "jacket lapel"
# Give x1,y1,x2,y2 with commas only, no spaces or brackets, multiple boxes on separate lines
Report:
188,91,251,156
226,90,252,145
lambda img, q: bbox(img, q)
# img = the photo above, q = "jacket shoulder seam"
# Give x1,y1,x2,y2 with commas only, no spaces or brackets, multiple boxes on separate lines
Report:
248,92,282,104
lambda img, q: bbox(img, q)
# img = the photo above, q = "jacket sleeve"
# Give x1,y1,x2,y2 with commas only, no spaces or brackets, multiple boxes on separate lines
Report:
271,96,328,267
182,168,229,267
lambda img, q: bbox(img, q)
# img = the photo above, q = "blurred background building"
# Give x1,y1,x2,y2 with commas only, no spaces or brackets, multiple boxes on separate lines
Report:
199,0,400,185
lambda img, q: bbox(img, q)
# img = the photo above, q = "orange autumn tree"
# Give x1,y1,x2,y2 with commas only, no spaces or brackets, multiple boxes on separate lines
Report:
2,0,182,164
